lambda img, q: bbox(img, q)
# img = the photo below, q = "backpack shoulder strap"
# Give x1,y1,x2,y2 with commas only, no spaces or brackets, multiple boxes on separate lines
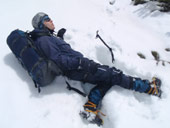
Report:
65,79,87,97
28,31,51,40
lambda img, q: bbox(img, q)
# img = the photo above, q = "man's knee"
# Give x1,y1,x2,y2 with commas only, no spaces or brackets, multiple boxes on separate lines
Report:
79,58,99,74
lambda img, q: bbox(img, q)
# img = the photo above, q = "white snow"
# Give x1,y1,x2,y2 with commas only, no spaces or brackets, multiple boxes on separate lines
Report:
0,0,170,128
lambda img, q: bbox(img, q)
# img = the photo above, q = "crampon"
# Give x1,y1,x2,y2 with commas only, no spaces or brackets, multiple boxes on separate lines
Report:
148,77,162,98
80,101,106,126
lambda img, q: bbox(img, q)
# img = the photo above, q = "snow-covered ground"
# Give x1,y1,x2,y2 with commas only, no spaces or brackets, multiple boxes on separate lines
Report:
0,0,170,128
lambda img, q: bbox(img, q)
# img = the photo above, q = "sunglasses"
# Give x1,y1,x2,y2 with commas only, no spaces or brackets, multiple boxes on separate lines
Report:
42,15,51,22
44,17,51,22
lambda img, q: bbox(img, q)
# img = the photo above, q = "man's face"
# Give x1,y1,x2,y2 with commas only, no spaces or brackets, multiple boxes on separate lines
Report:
43,18,55,30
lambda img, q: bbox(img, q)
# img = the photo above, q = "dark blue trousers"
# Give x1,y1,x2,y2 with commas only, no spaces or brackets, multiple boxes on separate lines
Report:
64,58,134,105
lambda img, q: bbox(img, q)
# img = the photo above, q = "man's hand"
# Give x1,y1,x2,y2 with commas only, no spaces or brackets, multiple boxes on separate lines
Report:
57,28,66,40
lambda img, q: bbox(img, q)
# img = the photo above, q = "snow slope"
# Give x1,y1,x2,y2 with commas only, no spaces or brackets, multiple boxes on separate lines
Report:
0,0,170,128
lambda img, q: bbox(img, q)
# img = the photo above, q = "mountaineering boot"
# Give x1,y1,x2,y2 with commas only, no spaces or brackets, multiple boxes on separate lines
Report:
132,77,162,97
146,77,162,97
80,101,105,126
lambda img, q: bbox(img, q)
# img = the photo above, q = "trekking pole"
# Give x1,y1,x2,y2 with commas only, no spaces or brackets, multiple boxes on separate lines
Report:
96,30,115,63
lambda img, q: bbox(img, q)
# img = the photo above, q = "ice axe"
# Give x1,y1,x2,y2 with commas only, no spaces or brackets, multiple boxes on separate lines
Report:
96,30,115,63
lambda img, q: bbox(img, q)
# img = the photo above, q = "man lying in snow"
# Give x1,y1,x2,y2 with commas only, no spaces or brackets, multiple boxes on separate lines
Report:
30,12,162,126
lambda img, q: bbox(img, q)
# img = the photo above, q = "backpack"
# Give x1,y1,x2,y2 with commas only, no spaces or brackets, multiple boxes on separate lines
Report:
7,29,62,92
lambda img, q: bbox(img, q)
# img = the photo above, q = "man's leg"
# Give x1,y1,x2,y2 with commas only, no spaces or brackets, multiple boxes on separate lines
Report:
65,58,161,125
80,66,162,126
110,70,162,97
66,58,161,101
65,60,113,126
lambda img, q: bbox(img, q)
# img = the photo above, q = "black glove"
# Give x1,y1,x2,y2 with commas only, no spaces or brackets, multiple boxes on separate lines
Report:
57,28,66,40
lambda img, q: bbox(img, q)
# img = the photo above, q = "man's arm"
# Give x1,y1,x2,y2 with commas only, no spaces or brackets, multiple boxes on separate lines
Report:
38,37,80,71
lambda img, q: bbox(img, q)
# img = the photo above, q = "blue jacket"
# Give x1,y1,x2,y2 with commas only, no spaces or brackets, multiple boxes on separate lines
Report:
32,29,83,72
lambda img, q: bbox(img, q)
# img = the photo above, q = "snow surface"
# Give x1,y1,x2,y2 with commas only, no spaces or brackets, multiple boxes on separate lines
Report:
1,0,170,128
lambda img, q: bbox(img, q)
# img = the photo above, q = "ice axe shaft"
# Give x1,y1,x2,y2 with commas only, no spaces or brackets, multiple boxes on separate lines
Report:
96,30,114,62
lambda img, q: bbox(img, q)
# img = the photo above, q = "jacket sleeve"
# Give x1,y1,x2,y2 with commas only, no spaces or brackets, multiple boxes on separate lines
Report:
37,36,81,71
